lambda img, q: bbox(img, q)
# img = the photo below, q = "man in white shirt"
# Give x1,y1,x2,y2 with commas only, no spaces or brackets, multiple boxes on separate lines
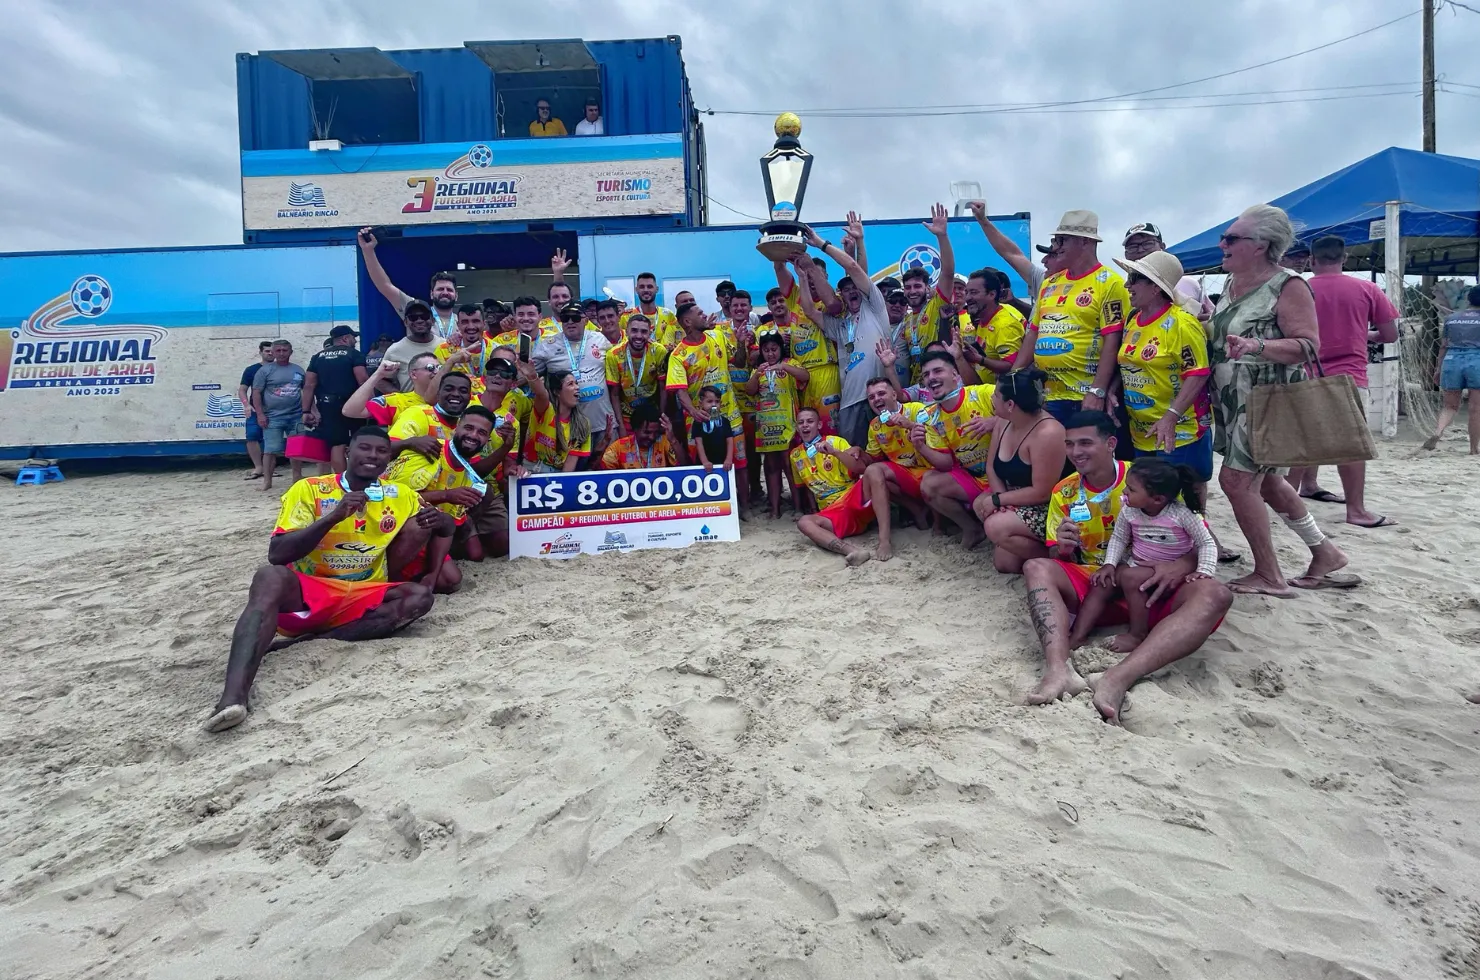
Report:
574,98,604,136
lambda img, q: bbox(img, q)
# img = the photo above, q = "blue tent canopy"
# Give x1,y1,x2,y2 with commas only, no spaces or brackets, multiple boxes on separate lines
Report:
1169,146,1480,275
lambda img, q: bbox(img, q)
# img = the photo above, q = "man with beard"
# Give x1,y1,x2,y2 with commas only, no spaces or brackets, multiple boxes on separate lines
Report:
602,400,679,469
605,312,668,433
359,228,458,338
387,371,472,461
861,377,933,561
622,272,679,349
491,296,557,350
535,301,616,459
962,268,1026,383
385,405,496,591
204,426,452,733
383,300,444,391
435,305,488,366
900,204,958,382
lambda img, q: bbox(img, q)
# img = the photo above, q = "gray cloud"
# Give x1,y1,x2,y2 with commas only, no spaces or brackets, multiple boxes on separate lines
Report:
0,0,1476,254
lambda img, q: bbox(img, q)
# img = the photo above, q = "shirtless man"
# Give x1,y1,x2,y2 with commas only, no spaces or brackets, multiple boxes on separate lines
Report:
1022,412,1232,724
206,427,453,732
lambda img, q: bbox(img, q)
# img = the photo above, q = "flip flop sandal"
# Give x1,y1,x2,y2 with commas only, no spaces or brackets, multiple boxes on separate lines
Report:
1300,490,1344,504
1346,515,1398,529
1288,572,1362,591
1217,550,1243,564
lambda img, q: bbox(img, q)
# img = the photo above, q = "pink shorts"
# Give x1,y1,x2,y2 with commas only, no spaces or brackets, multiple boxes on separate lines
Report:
947,466,989,502
1054,560,1225,632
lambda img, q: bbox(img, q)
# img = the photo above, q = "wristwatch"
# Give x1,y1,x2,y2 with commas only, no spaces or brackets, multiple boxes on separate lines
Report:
991,492,1002,509
1088,386,1107,398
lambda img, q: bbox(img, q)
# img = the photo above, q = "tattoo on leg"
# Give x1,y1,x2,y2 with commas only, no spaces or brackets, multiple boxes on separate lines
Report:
1026,587,1058,645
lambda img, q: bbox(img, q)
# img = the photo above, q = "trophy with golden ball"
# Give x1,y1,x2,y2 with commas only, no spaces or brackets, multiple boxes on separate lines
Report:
755,112,814,261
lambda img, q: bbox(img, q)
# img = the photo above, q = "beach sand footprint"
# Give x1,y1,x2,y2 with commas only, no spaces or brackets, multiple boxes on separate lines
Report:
681,843,838,922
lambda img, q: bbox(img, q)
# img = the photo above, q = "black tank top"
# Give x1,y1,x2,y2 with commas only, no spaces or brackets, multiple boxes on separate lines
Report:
992,416,1050,490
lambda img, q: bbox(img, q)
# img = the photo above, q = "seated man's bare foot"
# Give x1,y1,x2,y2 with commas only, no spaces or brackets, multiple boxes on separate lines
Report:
205,703,248,733
845,548,874,567
1026,666,1089,705
961,525,986,550
876,540,894,562
1107,632,1144,654
1088,671,1133,726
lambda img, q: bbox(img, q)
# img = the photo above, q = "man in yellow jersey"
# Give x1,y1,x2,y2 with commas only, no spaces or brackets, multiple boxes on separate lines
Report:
860,377,934,561
205,426,453,733
666,300,748,510
714,289,760,495
344,352,443,429
792,406,876,564
900,204,958,382
1014,210,1129,427
601,401,679,469
606,312,668,432
491,296,557,350
593,298,625,345
962,267,1026,382
462,346,530,560
622,272,680,349
384,404,495,592
434,305,487,364
387,372,471,460
912,349,1000,549
772,258,841,426
1021,412,1230,724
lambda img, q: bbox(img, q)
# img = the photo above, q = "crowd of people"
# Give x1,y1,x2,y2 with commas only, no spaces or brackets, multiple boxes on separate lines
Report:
211,198,1460,733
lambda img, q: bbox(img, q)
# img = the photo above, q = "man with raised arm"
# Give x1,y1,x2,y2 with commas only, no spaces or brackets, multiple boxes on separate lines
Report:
205,426,453,733
358,228,458,338
622,272,680,349
899,204,957,382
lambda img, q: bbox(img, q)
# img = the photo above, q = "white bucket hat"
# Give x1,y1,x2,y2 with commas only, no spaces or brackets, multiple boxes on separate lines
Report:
1052,209,1102,242
1115,251,1196,312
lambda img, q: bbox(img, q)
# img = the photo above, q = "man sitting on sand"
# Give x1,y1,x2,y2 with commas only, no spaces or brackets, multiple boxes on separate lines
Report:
206,427,454,733
859,376,933,560
792,406,874,564
1021,412,1232,724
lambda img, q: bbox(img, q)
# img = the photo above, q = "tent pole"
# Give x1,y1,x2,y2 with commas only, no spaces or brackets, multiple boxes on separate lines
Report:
1381,201,1403,438
1422,0,1436,153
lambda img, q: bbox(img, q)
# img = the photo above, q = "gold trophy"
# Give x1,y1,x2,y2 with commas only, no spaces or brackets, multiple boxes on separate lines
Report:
755,112,814,261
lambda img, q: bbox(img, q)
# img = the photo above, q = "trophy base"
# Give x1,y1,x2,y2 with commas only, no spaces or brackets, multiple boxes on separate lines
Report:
756,232,806,262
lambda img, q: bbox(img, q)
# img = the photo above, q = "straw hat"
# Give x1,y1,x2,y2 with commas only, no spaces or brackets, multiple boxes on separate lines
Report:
1052,209,1102,242
1114,251,1188,306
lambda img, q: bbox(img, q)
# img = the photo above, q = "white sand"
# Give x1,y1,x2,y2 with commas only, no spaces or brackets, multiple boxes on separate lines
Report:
1,434,1479,979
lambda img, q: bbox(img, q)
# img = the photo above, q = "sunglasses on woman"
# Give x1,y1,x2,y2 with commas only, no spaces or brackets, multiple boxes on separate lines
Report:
1219,233,1255,246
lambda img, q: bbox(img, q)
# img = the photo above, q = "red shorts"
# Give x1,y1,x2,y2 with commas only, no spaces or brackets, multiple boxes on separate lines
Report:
1054,560,1224,632
398,548,454,581
277,572,393,638
816,481,875,539
948,465,989,503
879,461,926,500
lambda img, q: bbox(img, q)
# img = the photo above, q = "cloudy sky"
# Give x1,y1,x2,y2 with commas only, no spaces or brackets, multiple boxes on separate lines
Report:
2,0,1477,255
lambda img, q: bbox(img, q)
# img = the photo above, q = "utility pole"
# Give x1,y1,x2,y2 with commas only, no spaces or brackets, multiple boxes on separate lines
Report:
1423,0,1436,152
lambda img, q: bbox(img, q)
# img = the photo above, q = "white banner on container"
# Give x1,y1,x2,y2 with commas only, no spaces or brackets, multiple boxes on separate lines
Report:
508,466,740,560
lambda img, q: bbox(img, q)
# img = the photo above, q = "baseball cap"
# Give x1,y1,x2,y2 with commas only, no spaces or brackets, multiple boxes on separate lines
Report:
885,288,908,304
1035,244,1054,255
328,324,358,339
877,276,902,292
402,298,432,317
558,301,585,319
1122,222,1164,245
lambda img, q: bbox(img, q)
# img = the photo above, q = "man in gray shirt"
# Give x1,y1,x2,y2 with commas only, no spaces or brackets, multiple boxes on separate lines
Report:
383,299,443,391
800,215,892,448
533,301,616,456
250,339,307,492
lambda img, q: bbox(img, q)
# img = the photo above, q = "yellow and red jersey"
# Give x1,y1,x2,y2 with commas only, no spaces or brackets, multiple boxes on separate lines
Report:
1118,304,1211,452
865,401,931,469
789,435,856,508
524,403,592,469
604,339,669,411
601,434,679,470
364,390,428,428
384,441,482,524
387,403,459,445
621,306,680,349
665,333,741,427
273,475,422,581
923,383,998,477
1030,265,1130,401
1045,460,1131,565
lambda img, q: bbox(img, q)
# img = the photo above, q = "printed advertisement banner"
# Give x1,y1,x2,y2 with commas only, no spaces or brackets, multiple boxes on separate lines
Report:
241,134,687,231
508,466,741,560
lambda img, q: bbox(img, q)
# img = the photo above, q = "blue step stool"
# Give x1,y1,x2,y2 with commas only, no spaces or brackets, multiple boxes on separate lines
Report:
15,465,64,486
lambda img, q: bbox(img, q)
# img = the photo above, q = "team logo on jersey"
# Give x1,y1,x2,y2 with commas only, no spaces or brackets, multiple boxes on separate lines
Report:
1140,339,1160,361
1075,291,1093,307
379,510,398,533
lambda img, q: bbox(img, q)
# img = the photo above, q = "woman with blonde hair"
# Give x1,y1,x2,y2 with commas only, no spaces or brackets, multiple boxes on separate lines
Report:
1210,204,1353,596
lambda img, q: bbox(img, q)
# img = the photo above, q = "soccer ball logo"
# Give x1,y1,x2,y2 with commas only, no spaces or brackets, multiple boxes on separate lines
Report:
898,245,942,285
467,144,494,169
70,275,112,318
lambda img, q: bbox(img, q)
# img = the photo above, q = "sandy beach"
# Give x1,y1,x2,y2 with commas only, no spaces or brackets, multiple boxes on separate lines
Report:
1,430,1478,980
